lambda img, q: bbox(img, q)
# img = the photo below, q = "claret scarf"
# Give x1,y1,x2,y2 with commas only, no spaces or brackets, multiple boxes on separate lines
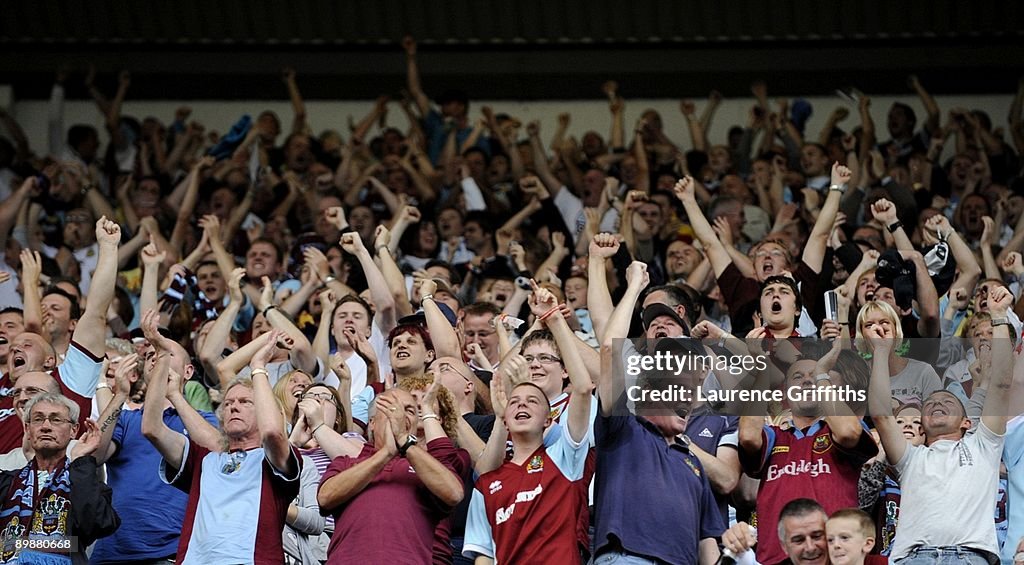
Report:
0,458,73,564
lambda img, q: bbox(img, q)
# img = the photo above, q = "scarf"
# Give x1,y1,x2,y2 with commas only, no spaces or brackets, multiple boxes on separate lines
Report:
0,458,73,564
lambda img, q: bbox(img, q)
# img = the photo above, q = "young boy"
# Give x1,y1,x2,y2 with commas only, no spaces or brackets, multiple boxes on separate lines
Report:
826,509,876,565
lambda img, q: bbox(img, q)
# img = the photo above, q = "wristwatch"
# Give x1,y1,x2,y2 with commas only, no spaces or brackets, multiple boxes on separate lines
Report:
887,221,903,233
991,317,1011,328
828,183,847,194
815,373,833,384
398,434,419,456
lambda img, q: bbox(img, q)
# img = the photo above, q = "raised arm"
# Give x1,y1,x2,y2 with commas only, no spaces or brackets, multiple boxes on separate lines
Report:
139,310,187,468
170,157,213,253
340,233,397,334
927,214,982,294
281,68,309,135
255,277,317,375
19,250,43,334
403,36,431,117
199,268,244,380
531,282,593,443
586,234,620,342
908,75,941,135
375,224,415,319
251,332,299,475
73,217,119,357
527,122,565,198
165,365,222,452
597,261,649,416
420,279,462,359
866,327,907,464
802,162,850,273
982,287,1014,434
673,176,732,277
138,242,166,318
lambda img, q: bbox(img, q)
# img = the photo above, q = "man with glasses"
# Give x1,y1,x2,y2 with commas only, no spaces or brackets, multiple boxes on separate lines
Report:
0,392,119,563
458,302,502,373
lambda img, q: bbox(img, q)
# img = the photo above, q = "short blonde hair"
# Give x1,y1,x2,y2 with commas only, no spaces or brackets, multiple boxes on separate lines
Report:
856,300,904,341
827,508,875,540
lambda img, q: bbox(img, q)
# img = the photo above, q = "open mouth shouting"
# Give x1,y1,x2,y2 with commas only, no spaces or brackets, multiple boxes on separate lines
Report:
771,300,783,313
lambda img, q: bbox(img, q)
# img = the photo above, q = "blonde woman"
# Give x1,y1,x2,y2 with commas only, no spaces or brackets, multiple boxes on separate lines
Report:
272,370,314,427
856,300,942,406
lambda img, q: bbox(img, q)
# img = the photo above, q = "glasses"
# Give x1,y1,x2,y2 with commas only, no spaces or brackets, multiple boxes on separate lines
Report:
302,392,337,404
754,250,787,259
10,386,46,399
523,354,562,365
29,414,73,426
438,362,472,383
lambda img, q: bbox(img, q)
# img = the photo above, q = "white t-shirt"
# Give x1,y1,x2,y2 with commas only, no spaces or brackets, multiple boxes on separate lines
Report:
890,421,1004,561
320,324,391,397
889,358,943,406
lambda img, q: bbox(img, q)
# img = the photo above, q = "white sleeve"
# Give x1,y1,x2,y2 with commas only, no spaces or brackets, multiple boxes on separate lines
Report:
553,187,584,237
463,488,495,560
461,177,487,211
58,342,103,398
546,416,591,481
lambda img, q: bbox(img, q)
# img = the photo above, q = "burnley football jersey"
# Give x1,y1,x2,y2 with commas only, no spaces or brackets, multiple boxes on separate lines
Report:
463,426,591,564
742,419,877,565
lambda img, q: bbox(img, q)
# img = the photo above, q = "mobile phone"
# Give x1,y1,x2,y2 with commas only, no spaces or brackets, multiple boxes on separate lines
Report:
824,290,839,322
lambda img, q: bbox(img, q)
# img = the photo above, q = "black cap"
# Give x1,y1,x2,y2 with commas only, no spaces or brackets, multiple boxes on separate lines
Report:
642,304,689,335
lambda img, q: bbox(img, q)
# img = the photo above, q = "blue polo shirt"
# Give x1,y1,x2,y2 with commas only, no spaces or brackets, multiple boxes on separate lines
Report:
686,406,739,525
593,396,725,565
90,406,219,564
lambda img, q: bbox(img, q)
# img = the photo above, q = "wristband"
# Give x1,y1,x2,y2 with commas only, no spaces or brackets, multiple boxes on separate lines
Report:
310,423,325,435
324,275,336,284
815,373,833,383
96,383,110,391
887,221,903,234
421,414,440,423
261,304,277,317
421,294,434,303
538,305,561,322
377,245,390,255
828,183,847,194
251,368,270,379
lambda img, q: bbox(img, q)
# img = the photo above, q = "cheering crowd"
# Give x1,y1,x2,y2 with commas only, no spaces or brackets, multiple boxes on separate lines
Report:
0,35,1022,564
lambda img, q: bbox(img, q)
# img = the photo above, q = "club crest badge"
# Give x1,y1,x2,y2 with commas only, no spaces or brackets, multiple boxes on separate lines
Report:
526,455,544,474
31,494,69,536
812,434,832,454
0,517,26,562
683,457,702,477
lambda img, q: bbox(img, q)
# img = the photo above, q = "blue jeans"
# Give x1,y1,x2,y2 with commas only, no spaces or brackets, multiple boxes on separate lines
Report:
591,551,663,565
895,546,997,565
